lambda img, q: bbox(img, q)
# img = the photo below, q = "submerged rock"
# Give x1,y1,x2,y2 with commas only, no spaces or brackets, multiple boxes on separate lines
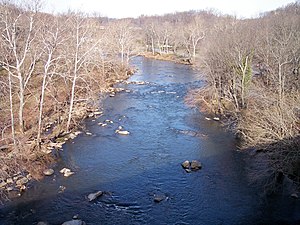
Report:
87,191,103,201
191,160,202,171
37,222,49,225
43,169,54,176
181,160,190,169
61,219,86,225
154,194,167,203
291,193,299,199
58,185,66,193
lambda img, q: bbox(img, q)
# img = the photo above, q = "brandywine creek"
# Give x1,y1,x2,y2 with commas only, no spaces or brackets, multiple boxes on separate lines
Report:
1,57,299,225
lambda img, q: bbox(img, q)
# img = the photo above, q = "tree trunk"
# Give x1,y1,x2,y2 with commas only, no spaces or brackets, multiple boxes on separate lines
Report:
18,73,24,133
8,73,16,147
37,71,47,144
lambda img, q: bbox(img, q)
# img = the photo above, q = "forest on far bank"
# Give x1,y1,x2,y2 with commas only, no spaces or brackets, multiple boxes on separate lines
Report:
0,0,299,195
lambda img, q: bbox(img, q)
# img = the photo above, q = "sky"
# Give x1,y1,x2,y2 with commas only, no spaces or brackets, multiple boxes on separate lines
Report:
43,0,297,18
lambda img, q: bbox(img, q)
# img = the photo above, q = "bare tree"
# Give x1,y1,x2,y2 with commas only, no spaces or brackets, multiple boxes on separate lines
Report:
0,3,41,133
183,16,205,62
106,19,138,65
65,13,100,132
36,14,64,144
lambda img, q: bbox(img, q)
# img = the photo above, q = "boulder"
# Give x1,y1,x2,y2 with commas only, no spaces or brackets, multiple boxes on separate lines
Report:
185,169,192,173
87,191,103,201
154,194,166,203
49,142,63,149
37,222,48,225
74,131,82,136
58,185,66,193
61,219,86,225
60,168,74,177
94,111,103,116
291,193,299,199
16,177,29,186
6,186,14,191
69,133,77,139
6,178,14,184
115,130,130,135
43,169,54,176
191,160,202,171
64,171,74,177
60,168,70,174
26,174,32,180
0,181,6,189
181,160,190,169
41,147,52,154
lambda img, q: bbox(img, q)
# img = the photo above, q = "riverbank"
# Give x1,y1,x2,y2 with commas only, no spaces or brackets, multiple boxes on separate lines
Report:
139,52,192,65
186,77,300,193
0,66,135,201
1,57,298,225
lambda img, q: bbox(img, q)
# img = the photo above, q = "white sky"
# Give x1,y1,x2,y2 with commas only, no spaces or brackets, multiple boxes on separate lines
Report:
44,0,296,18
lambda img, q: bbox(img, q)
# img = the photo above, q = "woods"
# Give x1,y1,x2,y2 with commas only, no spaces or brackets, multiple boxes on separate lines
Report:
136,3,299,188
0,1,136,186
0,0,299,197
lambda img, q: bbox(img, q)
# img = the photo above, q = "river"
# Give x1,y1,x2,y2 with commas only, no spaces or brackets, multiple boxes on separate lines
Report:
0,57,299,225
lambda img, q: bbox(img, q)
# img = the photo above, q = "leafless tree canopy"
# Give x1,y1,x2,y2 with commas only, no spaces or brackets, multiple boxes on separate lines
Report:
0,1,299,192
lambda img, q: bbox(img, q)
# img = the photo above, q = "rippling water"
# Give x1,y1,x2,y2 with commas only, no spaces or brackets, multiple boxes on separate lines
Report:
1,57,299,225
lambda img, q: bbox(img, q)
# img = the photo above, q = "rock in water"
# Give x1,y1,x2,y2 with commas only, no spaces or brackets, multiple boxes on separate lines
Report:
43,169,54,176
291,193,299,199
37,222,48,225
185,169,192,173
154,194,166,203
60,168,74,177
16,177,29,186
115,130,130,135
61,220,86,225
87,191,103,201
64,171,74,177
181,160,190,169
0,181,6,189
191,160,202,171
60,168,70,174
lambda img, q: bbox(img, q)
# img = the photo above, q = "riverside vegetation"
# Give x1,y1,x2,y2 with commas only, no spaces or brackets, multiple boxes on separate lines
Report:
0,0,299,199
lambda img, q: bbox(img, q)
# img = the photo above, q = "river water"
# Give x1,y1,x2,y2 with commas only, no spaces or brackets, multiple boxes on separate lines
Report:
0,57,299,225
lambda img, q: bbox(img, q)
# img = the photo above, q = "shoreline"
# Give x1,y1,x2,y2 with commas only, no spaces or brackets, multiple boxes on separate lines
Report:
0,67,135,202
139,52,193,65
